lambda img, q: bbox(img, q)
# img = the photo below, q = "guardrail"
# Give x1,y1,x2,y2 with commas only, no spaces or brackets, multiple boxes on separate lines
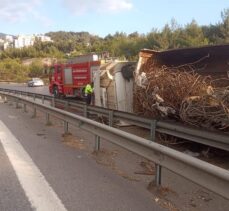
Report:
0,88,229,152
0,91,229,199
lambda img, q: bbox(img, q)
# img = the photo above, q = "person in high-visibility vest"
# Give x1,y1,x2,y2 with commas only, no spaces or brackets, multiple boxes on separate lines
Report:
84,82,94,105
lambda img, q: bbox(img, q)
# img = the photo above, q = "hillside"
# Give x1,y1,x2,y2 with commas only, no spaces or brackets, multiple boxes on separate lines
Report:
0,8,228,60
45,31,102,54
0,33,6,38
46,31,101,43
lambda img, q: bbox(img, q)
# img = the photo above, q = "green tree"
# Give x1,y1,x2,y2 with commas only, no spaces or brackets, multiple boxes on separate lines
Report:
1,9,229,63
180,20,209,47
0,58,29,82
202,24,222,44
29,59,44,77
220,8,229,43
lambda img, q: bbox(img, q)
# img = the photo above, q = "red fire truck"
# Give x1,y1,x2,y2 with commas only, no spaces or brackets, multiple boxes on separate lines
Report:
49,54,100,98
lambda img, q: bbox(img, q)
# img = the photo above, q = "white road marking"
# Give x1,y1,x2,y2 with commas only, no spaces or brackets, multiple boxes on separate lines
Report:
0,121,67,211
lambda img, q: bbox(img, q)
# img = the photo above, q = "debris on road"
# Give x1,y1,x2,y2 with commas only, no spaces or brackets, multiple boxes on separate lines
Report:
62,133,86,150
134,160,155,175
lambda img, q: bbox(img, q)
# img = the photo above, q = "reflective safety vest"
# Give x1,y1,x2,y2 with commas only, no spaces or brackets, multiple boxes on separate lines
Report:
85,84,93,94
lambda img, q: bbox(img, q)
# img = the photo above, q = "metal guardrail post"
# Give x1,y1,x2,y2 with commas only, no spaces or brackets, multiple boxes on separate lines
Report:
0,94,2,100
46,113,52,125
64,121,69,134
33,94,36,101
64,101,69,110
8,98,13,106
155,164,162,185
16,98,19,109
150,120,162,186
150,120,156,142
109,110,114,127
32,107,37,118
83,105,88,118
42,96,45,104
23,104,27,113
4,96,7,103
52,98,55,107
94,135,101,151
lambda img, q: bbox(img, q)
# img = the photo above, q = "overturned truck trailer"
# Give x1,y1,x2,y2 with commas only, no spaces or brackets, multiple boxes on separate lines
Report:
136,44,229,86
94,61,136,113
134,45,229,130
94,45,229,117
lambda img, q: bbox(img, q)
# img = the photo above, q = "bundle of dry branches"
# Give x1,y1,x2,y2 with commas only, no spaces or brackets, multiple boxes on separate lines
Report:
134,63,229,131
180,95,229,130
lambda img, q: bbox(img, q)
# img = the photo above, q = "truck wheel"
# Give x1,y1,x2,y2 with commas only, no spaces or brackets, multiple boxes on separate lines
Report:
53,86,59,98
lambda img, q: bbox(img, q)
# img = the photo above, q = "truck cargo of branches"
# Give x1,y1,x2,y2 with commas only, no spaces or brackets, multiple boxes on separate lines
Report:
49,54,100,98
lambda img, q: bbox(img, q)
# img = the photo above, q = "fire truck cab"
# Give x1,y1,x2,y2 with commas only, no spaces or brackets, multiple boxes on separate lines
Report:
49,54,100,98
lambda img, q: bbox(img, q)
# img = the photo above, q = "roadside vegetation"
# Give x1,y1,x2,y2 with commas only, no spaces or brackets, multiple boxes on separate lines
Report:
0,58,45,82
0,8,228,82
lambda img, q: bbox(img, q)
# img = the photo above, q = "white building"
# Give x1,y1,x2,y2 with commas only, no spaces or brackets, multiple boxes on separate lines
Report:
14,35,35,48
3,42,10,50
13,34,52,48
5,35,14,42
0,34,52,49
0,38,13,50
36,35,52,42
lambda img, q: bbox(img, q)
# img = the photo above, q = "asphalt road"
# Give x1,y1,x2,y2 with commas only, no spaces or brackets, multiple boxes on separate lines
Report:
0,142,33,211
0,83,229,211
0,83,50,95
0,97,163,211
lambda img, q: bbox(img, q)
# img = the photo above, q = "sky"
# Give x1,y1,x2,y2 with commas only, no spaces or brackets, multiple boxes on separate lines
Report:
0,0,228,37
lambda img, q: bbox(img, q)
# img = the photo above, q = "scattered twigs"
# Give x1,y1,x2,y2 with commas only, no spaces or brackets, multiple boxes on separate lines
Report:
180,95,229,130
